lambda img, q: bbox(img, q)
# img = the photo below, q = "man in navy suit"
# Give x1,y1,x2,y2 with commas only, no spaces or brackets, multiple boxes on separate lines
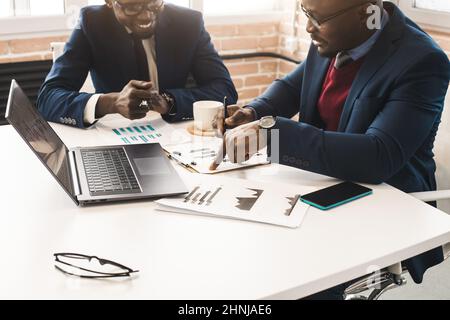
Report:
211,0,450,299
37,0,237,128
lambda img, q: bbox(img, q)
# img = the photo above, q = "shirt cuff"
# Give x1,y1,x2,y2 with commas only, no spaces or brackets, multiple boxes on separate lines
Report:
84,94,101,125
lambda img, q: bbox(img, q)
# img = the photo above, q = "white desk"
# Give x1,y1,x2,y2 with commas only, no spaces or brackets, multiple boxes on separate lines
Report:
1,115,450,299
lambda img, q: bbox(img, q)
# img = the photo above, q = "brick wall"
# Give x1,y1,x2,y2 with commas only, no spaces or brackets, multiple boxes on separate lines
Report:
1,17,450,104
209,22,281,105
277,16,450,77
0,35,68,64
0,22,283,105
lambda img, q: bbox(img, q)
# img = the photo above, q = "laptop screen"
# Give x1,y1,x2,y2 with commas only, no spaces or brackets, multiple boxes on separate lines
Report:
5,80,76,202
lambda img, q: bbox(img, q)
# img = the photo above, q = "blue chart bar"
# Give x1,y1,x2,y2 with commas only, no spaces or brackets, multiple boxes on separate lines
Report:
121,137,131,144
127,127,134,133
113,129,121,136
147,125,155,131
133,126,142,133
148,134,155,139
140,135,148,142
120,128,126,133
140,126,147,131
131,136,138,141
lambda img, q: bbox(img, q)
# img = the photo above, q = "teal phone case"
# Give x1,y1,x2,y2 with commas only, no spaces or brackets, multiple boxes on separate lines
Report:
300,191,373,210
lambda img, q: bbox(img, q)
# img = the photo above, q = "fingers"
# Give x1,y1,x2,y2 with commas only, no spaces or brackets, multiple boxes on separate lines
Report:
129,88,154,100
225,108,253,128
225,124,260,164
210,123,262,170
128,80,153,90
225,105,241,117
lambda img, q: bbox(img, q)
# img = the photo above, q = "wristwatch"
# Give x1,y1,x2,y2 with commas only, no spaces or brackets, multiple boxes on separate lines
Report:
258,116,276,161
259,116,276,130
161,92,176,116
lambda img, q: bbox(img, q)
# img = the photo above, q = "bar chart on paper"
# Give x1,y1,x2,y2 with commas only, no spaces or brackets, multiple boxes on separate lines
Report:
156,175,315,228
111,124,163,145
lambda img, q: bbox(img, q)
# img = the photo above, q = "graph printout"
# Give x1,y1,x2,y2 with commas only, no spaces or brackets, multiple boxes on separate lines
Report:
156,174,314,228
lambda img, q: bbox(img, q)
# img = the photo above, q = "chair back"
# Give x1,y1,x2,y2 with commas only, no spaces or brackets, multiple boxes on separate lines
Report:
435,92,450,213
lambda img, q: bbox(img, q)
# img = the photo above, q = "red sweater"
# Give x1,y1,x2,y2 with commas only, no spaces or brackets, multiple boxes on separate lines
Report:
317,57,365,131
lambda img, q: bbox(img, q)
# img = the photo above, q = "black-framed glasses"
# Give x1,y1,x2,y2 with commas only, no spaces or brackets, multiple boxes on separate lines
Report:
114,0,164,17
301,2,372,28
54,253,139,279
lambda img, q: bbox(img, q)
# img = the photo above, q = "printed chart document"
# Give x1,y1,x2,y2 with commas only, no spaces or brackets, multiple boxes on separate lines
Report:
163,137,270,174
59,114,270,174
156,174,314,228
93,115,191,147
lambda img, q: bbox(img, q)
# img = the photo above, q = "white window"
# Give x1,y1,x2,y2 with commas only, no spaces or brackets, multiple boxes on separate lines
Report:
415,0,450,13
86,0,282,25
0,1,12,18
0,0,86,38
0,0,282,37
203,0,276,15
2,0,65,17
88,0,190,7
399,0,450,30
88,0,276,13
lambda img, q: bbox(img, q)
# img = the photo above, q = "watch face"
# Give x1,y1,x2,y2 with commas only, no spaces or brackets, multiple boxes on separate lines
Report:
260,117,275,129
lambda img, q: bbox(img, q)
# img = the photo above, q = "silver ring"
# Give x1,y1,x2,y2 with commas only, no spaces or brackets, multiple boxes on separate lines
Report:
139,100,149,108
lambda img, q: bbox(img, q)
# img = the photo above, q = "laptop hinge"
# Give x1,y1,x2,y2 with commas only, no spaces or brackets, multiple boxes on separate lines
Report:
68,150,82,197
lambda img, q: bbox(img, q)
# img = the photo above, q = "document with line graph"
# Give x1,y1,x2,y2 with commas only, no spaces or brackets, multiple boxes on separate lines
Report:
156,174,314,228
163,137,270,174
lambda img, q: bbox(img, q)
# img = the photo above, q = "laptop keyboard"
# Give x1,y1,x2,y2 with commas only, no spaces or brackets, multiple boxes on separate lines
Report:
81,148,141,196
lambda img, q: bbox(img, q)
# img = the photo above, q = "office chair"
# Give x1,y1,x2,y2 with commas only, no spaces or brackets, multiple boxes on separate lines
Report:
344,93,450,300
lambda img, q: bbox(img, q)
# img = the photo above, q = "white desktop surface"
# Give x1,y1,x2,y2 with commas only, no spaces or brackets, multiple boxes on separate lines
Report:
1,114,450,299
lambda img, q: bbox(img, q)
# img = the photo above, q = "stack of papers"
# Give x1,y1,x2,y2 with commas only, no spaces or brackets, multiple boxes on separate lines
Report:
156,174,314,228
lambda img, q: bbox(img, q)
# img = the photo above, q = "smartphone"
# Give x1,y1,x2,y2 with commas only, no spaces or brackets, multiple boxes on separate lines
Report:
300,182,373,210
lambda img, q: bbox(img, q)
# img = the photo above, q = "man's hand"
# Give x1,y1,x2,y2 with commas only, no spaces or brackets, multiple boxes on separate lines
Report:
96,80,170,120
147,91,170,115
209,121,267,170
212,104,256,136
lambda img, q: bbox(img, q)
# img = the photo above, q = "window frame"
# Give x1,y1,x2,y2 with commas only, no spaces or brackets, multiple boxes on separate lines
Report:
0,0,284,38
398,0,450,31
0,0,85,38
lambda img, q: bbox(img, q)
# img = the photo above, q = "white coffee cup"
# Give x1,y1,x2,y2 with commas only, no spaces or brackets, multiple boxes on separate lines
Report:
193,101,223,131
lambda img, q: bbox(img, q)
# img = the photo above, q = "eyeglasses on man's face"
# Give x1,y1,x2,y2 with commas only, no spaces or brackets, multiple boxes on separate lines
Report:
54,253,139,279
301,1,373,28
114,0,164,17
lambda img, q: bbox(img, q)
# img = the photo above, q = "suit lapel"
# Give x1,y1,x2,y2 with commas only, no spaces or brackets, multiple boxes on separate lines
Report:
301,48,330,125
337,5,405,132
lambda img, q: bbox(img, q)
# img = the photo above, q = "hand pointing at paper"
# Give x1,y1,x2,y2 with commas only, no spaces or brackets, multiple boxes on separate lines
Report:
212,104,256,136
209,120,268,171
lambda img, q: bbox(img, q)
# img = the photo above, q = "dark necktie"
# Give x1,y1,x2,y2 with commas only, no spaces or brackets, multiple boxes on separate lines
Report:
334,51,354,69
132,34,150,81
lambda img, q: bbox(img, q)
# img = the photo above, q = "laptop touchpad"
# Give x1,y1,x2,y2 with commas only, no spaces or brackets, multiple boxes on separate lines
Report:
133,157,171,176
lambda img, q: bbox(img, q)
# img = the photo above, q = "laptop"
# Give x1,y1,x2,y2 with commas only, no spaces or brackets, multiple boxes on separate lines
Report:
6,80,188,206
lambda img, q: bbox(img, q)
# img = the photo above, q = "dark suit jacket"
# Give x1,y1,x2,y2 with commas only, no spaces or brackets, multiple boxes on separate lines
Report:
249,2,450,283
37,4,237,128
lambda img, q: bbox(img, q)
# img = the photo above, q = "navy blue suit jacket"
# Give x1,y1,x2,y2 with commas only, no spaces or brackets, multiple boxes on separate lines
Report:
37,4,237,128
249,2,450,283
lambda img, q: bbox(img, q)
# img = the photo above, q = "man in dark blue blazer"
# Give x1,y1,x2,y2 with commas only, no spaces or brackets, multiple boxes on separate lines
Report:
37,0,237,128
212,0,450,299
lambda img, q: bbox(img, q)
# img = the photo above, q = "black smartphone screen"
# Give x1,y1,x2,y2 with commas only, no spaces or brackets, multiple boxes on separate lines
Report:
300,182,373,210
